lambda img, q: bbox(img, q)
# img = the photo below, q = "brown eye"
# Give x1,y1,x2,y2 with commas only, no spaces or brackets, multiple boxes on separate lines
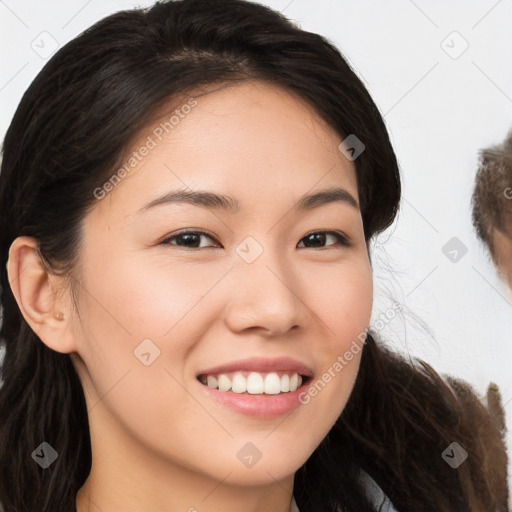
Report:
161,230,220,249
297,231,350,249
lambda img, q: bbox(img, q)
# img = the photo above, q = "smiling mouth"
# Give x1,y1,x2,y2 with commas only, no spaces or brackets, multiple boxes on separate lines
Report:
197,371,311,395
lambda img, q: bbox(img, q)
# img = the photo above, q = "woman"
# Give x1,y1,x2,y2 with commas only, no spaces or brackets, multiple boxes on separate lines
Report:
0,0,508,510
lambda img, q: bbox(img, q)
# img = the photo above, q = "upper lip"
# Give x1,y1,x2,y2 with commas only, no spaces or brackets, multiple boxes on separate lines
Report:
197,357,314,378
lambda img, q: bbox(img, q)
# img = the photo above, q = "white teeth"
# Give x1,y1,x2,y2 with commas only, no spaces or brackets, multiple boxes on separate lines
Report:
200,371,305,395
231,373,247,393
217,374,231,392
280,374,290,392
247,372,264,394
264,373,282,394
290,373,299,392
206,375,218,389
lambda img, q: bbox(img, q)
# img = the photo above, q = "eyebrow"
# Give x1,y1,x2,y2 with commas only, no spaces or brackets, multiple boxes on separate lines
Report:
141,187,359,213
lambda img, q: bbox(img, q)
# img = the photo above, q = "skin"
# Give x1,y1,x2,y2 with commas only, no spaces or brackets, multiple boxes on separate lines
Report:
491,226,512,288
7,80,373,512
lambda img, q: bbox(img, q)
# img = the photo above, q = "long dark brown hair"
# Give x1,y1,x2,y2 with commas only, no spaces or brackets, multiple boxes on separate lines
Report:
0,1,508,510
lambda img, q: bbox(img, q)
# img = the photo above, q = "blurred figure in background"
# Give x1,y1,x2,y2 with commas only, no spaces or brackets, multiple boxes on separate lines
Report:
472,128,512,286
471,128,512,502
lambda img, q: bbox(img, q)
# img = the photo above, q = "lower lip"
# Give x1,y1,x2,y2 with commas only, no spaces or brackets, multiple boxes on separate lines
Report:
197,379,310,418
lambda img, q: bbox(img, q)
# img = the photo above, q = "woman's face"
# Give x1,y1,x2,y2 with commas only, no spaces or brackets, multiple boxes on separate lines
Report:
70,80,373,487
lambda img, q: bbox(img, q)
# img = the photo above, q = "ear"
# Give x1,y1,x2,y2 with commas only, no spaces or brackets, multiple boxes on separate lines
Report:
6,236,77,354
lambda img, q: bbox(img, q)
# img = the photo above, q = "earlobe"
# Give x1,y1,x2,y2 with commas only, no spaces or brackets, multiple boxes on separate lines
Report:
6,236,76,354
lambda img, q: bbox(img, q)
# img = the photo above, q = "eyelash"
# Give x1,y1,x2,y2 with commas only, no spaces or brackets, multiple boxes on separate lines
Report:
160,229,352,250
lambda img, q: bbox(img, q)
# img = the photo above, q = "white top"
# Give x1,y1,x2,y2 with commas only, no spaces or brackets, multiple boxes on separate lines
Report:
360,470,398,511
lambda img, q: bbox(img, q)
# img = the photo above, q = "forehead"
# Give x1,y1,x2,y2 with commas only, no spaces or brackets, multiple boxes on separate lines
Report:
92,80,358,219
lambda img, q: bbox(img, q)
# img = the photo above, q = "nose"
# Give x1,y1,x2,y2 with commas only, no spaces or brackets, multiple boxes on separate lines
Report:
223,245,304,337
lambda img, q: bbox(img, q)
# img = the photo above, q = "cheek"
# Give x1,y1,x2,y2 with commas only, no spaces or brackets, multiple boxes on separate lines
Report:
304,256,373,349
296,258,372,424
76,244,232,347
70,248,231,425
70,252,213,470
324,267,372,331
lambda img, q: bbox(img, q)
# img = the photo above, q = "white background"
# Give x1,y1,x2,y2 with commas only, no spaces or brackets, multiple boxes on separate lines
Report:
1,0,512,494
